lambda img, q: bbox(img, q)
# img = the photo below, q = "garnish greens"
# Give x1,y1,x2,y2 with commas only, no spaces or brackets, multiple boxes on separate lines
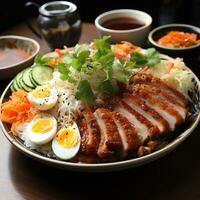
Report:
55,36,161,104
34,55,51,66
131,48,161,68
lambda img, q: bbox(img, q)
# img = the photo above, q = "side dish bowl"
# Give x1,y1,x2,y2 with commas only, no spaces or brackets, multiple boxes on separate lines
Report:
0,35,40,80
95,9,152,46
148,24,200,66
0,54,200,172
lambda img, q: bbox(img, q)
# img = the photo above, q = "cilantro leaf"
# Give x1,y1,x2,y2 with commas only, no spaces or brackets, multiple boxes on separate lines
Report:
71,50,90,71
93,36,111,51
98,80,118,95
98,52,115,80
93,36,111,59
57,63,70,80
92,37,115,80
98,52,114,66
76,50,90,63
57,62,69,77
75,80,96,104
131,48,160,68
57,62,76,83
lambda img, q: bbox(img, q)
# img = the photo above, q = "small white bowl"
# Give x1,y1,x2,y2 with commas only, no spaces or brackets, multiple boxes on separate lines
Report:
95,9,152,46
0,35,40,80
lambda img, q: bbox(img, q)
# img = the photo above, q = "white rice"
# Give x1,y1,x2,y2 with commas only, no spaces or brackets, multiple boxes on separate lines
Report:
16,123,55,157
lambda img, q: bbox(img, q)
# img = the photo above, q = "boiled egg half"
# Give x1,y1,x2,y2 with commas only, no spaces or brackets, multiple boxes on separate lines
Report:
26,113,57,145
27,86,58,111
52,122,81,160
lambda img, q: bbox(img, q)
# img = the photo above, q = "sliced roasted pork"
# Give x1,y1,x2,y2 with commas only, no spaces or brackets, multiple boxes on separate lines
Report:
132,84,188,120
111,111,140,154
130,73,188,106
132,86,183,131
94,108,122,158
113,98,160,142
78,109,100,155
123,93,170,134
77,118,90,154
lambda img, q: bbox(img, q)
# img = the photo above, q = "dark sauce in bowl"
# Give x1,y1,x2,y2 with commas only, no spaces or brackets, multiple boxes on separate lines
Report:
101,17,145,30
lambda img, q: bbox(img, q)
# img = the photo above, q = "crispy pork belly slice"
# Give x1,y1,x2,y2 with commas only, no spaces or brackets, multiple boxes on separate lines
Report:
111,111,140,154
123,93,169,134
132,86,183,131
130,73,188,106
114,99,160,142
78,109,101,155
94,108,122,158
133,84,188,120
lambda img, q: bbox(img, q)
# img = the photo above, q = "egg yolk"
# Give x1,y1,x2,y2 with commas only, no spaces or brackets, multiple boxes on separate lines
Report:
32,118,53,134
31,88,50,99
57,128,78,148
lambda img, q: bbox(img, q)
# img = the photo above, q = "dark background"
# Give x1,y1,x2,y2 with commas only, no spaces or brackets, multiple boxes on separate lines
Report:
0,0,200,30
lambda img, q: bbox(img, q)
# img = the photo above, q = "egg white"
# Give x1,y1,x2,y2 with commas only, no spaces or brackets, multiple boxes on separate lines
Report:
26,113,57,145
27,86,58,111
52,122,81,160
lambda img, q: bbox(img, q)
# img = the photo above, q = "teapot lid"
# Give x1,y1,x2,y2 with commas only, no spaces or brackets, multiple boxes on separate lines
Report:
39,1,77,17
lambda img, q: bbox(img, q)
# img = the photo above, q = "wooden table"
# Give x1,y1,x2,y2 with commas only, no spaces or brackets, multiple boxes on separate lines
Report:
1,22,200,200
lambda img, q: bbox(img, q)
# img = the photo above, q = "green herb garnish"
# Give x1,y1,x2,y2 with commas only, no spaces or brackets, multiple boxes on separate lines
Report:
75,80,96,104
98,80,118,95
131,48,160,68
56,37,161,104
34,55,51,66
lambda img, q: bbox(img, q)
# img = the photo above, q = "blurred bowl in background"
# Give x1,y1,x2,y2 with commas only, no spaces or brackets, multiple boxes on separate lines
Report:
148,24,200,68
95,9,152,46
0,35,40,80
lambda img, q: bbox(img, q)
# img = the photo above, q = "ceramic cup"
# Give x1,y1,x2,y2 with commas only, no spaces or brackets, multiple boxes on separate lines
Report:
95,9,152,46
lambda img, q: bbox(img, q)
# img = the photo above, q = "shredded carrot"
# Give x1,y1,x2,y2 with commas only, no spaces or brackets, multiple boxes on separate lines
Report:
113,41,141,59
48,58,56,68
48,57,64,68
47,48,65,68
157,31,200,48
0,90,34,134
161,63,175,79
165,63,174,74
138,66,149,74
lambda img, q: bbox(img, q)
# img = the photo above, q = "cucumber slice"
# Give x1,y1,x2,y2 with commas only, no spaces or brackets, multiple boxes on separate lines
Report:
22,68,35,89
15,71,24,89
19,77,33,92
31,65,53,85
13,80,21,91
29,70,40,87
11,83,16,92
